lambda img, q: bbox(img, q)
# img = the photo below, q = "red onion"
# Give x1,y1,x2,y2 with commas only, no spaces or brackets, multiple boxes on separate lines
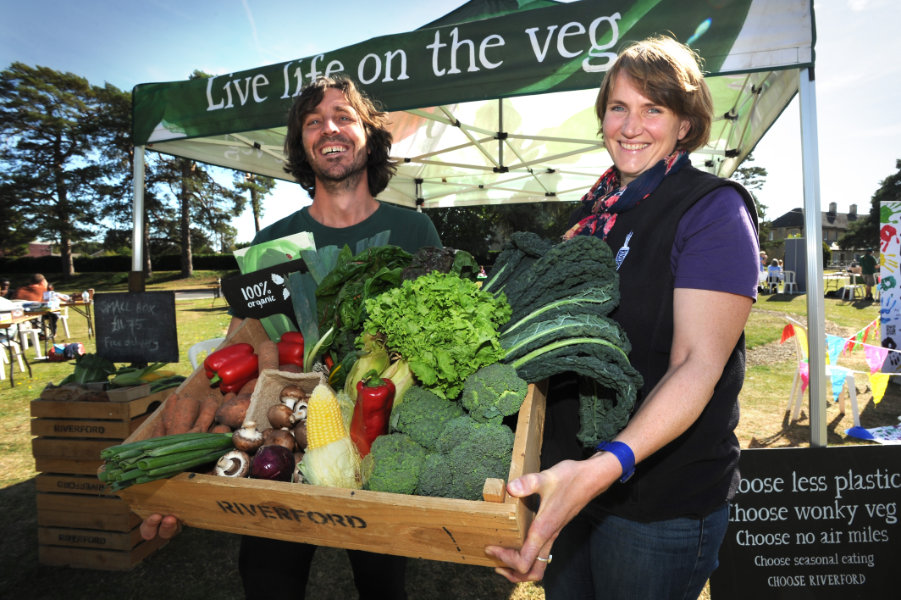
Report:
250,444,295,481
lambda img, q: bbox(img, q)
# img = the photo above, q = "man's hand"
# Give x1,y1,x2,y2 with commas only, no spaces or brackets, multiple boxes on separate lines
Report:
139,514,181,541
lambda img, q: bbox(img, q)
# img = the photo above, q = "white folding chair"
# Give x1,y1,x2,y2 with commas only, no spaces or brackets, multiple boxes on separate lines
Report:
782,270,797,294
18,326,44,359
785,317,860,428
58,305,71,339
0,331,28,375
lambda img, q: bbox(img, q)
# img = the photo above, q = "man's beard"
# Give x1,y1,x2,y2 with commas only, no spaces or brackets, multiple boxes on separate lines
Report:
310,148,368,193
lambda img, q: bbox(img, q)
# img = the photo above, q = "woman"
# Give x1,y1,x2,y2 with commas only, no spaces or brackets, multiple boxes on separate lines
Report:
486,36,759,598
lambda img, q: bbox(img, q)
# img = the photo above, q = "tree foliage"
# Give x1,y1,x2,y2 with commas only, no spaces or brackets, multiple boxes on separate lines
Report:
0,63,129,275
730,154,769,243
426,201,573,264
839,159,901,251
234,173,277,235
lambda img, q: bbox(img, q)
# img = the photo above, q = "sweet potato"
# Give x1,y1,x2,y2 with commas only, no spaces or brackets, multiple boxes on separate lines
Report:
215,392,252,429
238,377,258,396
209,423,232,434
257,340,280,372
168,395,201,435
278,363,304,373
190,391,222,433
160,392,180,436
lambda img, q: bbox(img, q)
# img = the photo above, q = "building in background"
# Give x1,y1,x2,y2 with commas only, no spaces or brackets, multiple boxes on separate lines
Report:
767,203,863,267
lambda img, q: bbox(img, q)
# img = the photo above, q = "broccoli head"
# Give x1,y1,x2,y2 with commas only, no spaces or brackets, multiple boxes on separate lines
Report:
417,415,515,500
392,386,464,450
364,433,429,495
460,362,528,424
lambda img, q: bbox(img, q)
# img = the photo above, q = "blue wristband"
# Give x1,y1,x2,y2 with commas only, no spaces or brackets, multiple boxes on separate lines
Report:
596,441,635,483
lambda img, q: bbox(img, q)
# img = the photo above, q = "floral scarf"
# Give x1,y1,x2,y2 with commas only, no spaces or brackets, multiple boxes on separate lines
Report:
563,150,689,241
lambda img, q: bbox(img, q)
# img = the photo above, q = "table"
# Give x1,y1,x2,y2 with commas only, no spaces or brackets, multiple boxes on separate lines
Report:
62,300,94,339
0,313,35,387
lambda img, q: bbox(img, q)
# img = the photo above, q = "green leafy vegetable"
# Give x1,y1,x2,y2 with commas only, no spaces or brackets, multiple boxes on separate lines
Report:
362,271,511,399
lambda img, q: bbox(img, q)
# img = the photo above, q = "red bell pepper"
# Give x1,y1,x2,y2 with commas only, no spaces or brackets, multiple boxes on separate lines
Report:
206,343,258,392
277,332,304,368
350,369,395,457
204,343,254,379
280,331,304,345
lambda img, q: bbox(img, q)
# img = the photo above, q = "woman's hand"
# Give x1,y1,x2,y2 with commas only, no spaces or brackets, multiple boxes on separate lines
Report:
139,514,181,541
485,453,620,582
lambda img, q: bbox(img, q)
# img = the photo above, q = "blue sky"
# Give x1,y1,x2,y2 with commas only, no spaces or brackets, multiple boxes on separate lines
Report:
2,0,899,243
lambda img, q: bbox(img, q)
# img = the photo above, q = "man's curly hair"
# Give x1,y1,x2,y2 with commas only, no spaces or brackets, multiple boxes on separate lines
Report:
283,75,396,197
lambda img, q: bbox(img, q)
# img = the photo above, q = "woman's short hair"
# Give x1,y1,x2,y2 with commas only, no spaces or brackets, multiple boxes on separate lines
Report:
595,35,713,153
283,75,396,197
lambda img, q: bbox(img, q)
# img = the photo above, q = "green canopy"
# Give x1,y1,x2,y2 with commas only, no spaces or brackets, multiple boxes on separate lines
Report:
132,0,814,208
132,0,837,445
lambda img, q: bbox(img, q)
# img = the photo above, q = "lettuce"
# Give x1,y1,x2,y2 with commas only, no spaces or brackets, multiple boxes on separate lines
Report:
362,272,511,399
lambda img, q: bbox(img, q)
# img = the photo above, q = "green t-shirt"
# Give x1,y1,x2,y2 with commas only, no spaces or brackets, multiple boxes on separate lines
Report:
252,201,442,252
858,253,877,275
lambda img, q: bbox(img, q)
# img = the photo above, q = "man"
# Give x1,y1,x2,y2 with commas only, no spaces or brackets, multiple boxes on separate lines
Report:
140,75,440,600
858,248,878,301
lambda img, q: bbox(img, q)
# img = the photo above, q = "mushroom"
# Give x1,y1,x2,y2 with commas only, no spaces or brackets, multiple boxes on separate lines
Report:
215,449,251,477
280,384,306,410
292,398,308,424
264,427,296,452
232,421,264,453
267,403,295,429
292,420,308,451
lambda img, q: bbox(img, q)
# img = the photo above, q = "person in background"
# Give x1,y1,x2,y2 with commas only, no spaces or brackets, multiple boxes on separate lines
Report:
0,279,10,298
766,258,783,294
140,75,440,600
41,283,70,339
858,247,878,301
11,273,48,301
486,35,759,599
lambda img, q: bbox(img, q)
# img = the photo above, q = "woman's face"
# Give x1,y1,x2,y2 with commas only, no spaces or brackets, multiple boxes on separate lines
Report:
602,72,690,186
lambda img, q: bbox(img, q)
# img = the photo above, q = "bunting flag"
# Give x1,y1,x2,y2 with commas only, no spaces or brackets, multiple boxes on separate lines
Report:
864,344,890,374
868,372,890,403
799,361,809,393
780,323,795,345
826,335,846,365
828,366,850,401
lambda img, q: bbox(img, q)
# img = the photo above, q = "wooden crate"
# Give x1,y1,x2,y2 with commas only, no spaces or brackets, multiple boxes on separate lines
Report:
115,317,547,566
38,537,167,571
31,380,172,570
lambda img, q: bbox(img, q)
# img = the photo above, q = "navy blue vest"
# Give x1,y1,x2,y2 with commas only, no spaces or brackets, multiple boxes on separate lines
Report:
553,166,757,521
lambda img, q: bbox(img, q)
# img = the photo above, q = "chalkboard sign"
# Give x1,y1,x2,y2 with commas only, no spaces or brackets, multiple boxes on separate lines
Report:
93,292,179,363
710,445,900,599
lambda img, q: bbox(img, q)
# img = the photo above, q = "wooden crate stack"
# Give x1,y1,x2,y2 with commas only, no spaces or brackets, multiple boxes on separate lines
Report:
31,390,170,570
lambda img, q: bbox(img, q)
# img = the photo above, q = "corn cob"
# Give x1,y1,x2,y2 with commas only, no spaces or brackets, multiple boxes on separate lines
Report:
298,383,362,489
306,383,349,450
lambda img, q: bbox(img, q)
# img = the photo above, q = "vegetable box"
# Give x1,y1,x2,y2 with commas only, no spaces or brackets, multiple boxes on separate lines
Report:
114,320,547,567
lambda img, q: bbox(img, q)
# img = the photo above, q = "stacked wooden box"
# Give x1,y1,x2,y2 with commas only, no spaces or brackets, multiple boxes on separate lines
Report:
31,388,170,570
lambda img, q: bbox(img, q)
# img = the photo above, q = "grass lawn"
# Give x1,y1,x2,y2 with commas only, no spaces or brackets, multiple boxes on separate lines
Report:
0,275,896,599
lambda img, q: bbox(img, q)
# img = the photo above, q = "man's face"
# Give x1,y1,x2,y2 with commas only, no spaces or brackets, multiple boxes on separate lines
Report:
301,88,369,188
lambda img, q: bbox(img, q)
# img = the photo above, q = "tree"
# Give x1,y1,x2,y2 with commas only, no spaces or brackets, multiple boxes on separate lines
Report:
730,153,770,243
839,159,901,251
426,201,573,264
234,173,277,234
0,63,129,276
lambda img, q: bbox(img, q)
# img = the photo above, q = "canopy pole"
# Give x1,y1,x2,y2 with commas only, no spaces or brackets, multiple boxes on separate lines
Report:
130,145,146,292
799,67,827,447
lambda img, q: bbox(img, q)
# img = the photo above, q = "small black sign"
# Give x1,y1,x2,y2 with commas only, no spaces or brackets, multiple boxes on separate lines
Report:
710,445,900,599
221,258,306,326
93,292,178,363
